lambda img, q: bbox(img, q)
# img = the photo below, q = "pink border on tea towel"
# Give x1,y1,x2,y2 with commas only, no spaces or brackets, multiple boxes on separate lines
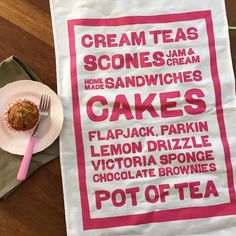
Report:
68,11,236,230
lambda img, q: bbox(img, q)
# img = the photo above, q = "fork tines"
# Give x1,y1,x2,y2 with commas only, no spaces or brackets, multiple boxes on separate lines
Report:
39,94,50,112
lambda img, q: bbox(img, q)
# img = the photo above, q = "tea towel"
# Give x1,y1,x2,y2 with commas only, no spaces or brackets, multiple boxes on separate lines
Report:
50,0,236,235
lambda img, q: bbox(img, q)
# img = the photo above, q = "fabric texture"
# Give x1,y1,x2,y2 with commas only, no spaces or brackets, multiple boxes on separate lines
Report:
50,0,236,235
0,56,59,199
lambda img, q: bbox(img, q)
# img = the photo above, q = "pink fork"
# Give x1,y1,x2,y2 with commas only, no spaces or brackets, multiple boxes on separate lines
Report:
17,95,50,181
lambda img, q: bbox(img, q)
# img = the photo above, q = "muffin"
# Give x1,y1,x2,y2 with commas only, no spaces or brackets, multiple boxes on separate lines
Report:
4,99,39,132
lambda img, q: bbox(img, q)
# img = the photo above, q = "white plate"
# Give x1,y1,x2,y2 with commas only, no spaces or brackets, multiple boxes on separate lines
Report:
0,80,64,155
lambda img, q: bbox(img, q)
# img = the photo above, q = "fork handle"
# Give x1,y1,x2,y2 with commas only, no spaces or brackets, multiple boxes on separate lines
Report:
17,136,37,181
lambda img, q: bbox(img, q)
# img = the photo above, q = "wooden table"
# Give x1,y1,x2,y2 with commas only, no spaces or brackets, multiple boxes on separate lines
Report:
0,1,235,235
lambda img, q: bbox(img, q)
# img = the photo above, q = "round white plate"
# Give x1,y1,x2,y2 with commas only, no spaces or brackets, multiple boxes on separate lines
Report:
0,80,64,155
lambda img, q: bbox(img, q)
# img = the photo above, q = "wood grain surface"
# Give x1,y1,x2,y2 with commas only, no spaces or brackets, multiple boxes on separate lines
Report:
0,1,235,235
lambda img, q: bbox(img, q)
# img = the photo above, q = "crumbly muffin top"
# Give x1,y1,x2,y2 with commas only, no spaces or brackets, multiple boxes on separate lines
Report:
7,100,39,131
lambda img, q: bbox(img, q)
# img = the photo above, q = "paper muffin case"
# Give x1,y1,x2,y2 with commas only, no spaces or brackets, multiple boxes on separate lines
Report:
4,98,40,133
